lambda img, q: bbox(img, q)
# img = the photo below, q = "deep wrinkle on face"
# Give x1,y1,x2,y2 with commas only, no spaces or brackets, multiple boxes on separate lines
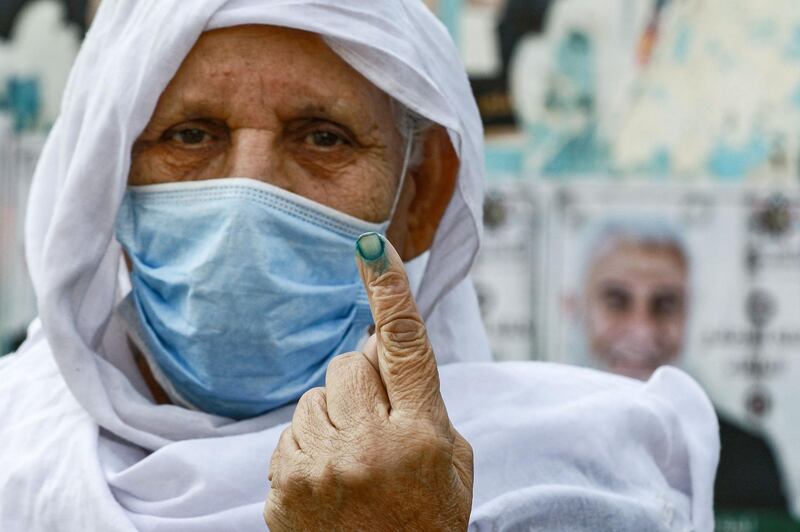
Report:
129,25,406,224
584,240,689,378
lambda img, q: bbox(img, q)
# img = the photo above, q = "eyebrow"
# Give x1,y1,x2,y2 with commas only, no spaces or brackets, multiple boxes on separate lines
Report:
298,102,334,116
598,279,630,291
170,91,372,129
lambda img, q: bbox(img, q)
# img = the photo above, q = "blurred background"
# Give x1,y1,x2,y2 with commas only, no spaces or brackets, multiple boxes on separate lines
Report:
1,0,799,529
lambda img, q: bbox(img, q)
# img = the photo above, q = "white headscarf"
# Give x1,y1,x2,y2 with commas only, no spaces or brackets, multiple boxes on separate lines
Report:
1,1,719,530
25,0,489,448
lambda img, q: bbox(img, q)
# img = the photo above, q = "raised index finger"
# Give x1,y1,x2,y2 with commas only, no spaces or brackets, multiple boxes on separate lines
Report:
355,232,445,419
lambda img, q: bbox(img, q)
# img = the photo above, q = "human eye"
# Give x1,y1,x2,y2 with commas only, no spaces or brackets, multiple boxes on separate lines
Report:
288,116,357,152
303,127,353,151
303,128,351,149
171,128,212,145
162,120,227,148
602,286,630,313
652,292,683,318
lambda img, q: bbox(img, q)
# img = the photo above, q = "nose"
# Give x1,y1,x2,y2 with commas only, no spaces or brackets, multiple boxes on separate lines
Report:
626,320,658,345
223,129,290,189
624,306,660,346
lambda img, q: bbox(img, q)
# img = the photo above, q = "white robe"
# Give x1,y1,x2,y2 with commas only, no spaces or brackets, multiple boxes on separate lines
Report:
0,321,717,531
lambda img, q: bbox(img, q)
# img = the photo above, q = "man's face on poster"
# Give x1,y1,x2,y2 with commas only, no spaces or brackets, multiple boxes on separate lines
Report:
583,239,689,380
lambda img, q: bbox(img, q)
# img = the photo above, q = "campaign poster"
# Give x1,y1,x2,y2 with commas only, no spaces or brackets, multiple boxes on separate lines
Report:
541,180,800,517
471,177,540,361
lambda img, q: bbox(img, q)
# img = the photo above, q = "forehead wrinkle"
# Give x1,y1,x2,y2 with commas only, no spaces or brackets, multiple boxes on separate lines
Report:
166,71,269,127
159,89,235,125
158,65,244,122
153,24,400,155
257,67,364,112
256,81,387,141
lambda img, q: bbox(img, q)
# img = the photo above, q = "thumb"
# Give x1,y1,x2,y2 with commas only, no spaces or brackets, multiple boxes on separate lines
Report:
355,232,444,418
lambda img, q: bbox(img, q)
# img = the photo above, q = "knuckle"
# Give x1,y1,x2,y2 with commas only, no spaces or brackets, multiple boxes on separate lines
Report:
346,428,388,463
462,437,474,461
307,456,340,487
283,465,309,489
456,434,474,468
294,392,327,435
370,272,420,316
268,450,281,476
292,414,326,446
277,426,294,452
327,352,375,392
279,425,293,443
369,270,409,296
298,387,326,410
335,461,375,487
418,423,450,451
383,347,435,379
395,419,452,459
382,346,439,398
302,454,375,492
379,317,428,351
448,430,474,492
326,352,359,375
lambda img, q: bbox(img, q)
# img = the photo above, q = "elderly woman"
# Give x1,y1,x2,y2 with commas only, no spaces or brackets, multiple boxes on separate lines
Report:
0,1,718,531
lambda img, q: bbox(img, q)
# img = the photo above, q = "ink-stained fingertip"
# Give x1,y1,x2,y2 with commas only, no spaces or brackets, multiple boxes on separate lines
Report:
356,232,386,262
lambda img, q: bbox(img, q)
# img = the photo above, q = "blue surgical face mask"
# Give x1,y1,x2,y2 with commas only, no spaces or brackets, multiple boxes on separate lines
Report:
115,154,408,418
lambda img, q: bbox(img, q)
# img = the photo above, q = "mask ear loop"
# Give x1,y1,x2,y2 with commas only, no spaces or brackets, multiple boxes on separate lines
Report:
384,130,415,228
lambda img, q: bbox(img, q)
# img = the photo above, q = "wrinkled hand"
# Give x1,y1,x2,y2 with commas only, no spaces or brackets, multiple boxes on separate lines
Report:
264,233,473,531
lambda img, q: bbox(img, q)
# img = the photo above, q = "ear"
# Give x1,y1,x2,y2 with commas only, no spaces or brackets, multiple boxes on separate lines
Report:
388,125,459,261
